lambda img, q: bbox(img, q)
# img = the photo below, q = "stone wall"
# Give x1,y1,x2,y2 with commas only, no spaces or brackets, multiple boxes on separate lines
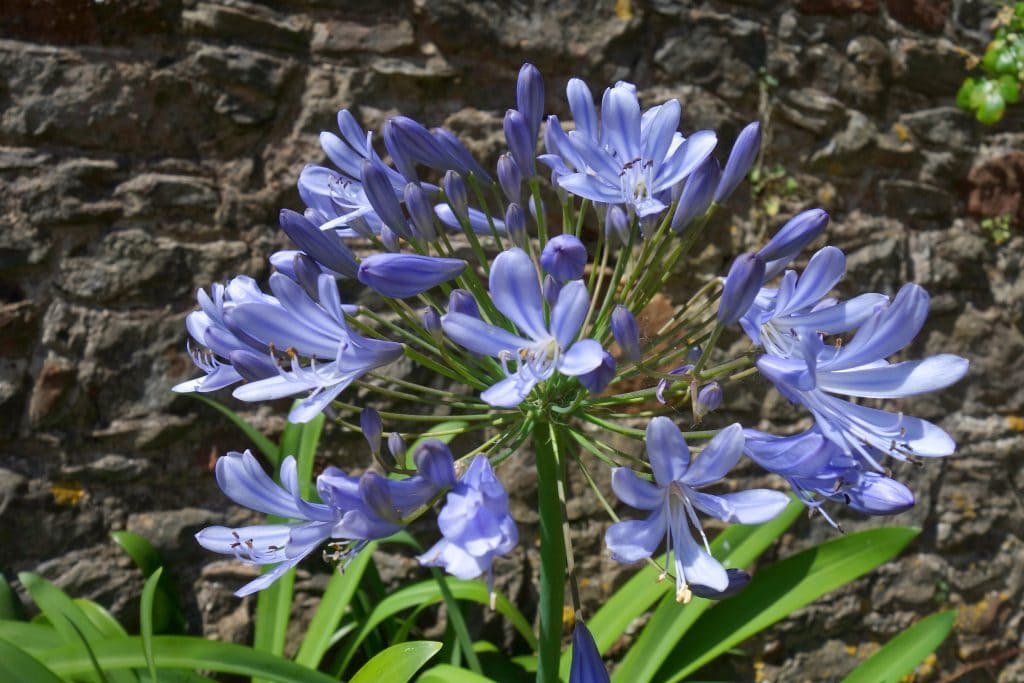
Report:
1,0,1022,680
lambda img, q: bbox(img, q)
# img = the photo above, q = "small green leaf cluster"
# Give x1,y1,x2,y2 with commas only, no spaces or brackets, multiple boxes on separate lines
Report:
957,4,1024,124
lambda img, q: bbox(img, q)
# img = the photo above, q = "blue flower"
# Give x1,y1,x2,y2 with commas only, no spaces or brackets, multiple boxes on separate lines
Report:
417,455,518,596
196,449,451,596
541,82,717,219
605,418,789,601
441,247,605,407
755,283,969,467
223,273,403,422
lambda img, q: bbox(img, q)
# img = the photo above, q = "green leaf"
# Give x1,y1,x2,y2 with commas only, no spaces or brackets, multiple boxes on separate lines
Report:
37,636,339,683
997,74,1021,104
18,572,137,683
956,78,977,109
0,621,64,652
110,531,186,634
656,526,920,682
609,499,803,683
74,599,128,638
0,572,24,621
842,610,956,683
188,394,280,466
296,411,325,499
0,637,65,683
334,579,535,675
140,568,162,683
418,663,495,683
294,542,377,669
409,420,471,451
348,640,442,683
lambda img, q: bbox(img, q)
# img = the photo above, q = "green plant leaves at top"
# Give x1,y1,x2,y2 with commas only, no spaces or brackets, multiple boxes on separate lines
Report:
110,530,186,634
655,526,920,683
0,638,65,683
0,572,24,621
140,568,163,683
348,640,442,683
418,663,495,683
842,610,956,683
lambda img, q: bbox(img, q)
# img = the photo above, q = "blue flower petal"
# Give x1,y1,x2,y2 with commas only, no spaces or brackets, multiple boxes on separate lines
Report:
818,355,969,399
610,468,663,510
680,423,745,487
689,489,790,524
645,417,690,485
558,339,605,376
441,311,531,357
489,248,547,340
605,510,666,563
550,280,589,348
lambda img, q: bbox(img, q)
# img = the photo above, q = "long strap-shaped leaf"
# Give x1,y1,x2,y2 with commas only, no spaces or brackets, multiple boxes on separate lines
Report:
0,637,65,683
656,526,920,682
590,498,803,683
348,640,442,683
842,610,956,683
35,636,339,682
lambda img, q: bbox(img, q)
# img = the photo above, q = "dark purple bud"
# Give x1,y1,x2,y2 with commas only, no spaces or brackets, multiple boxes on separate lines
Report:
359,471,400,522
695,381,723,419
570,621,610,683
387,116,451,170
841,471,915,515
383,119,419,182
360,160,412,240
611,305,641,362
671,157,720,233
279,209,359,279
404,182,437,241
579,351,616,395
228,349,279,382
718,253,765,325
497,153,522,203
293,252,324,300
432,127,493,183
759,209,830,280
605,205,630,247
516,63,545,142
380,225,401,252
690,568,751,600
687,347,702,363
443,170,469,224
504,109,536,178
714,121,761,203
543,274,562,308
448,288,480,318
656,365,692,404
358,253,467,299
422,306,442,340
540,234,587,282
413,439,457,489
361,408,383,455
505,203,527,248
387,432,406,464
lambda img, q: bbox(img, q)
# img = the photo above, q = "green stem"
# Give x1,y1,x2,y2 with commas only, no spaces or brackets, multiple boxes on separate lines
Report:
534,419,567,683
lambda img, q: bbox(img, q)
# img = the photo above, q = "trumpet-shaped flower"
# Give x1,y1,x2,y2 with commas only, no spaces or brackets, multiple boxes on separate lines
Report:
441,247,604,407
605,419,789,600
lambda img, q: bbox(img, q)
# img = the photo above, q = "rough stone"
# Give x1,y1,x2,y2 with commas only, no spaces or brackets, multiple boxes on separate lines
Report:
311,19,415,56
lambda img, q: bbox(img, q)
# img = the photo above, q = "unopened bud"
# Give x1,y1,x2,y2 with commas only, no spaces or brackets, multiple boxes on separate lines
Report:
360,408,383,455
718,253,765,325
611,305,641,362
540,234,587,282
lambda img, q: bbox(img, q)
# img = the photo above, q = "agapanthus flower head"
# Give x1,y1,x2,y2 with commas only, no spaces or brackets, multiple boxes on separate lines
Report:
441,247,605,407
605,418,789,601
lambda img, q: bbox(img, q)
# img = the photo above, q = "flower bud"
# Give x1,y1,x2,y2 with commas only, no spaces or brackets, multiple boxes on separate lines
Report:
714,121,761,203
443,170,469,224
611,305,641,362
361,408,383,455
540,234,587,282
432,127,492,183
448,288,480,319
671,156,720,233
841,471,915,515
360,160,412,240
543,274,562,308
387,432,406,464
404,182,437,241
413,439,457,489
387,116,451,170
380,225,401,252
566,77,598,140
505,203,528,248
504,109,536,178
655,365,692,404
695,381,723,420
570,621,610,683
279,209,359,278
758,208,829,279
718,253,766,325
497,153,522,203
347,216,376,241
605,205,631,247
291,252,324,300
383,118,419,182
358,253,466,298
579,351,616,395
422,306,442,340
517,63,545,142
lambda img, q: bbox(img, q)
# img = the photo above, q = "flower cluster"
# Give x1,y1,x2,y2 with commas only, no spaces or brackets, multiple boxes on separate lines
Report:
180,63,967,672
